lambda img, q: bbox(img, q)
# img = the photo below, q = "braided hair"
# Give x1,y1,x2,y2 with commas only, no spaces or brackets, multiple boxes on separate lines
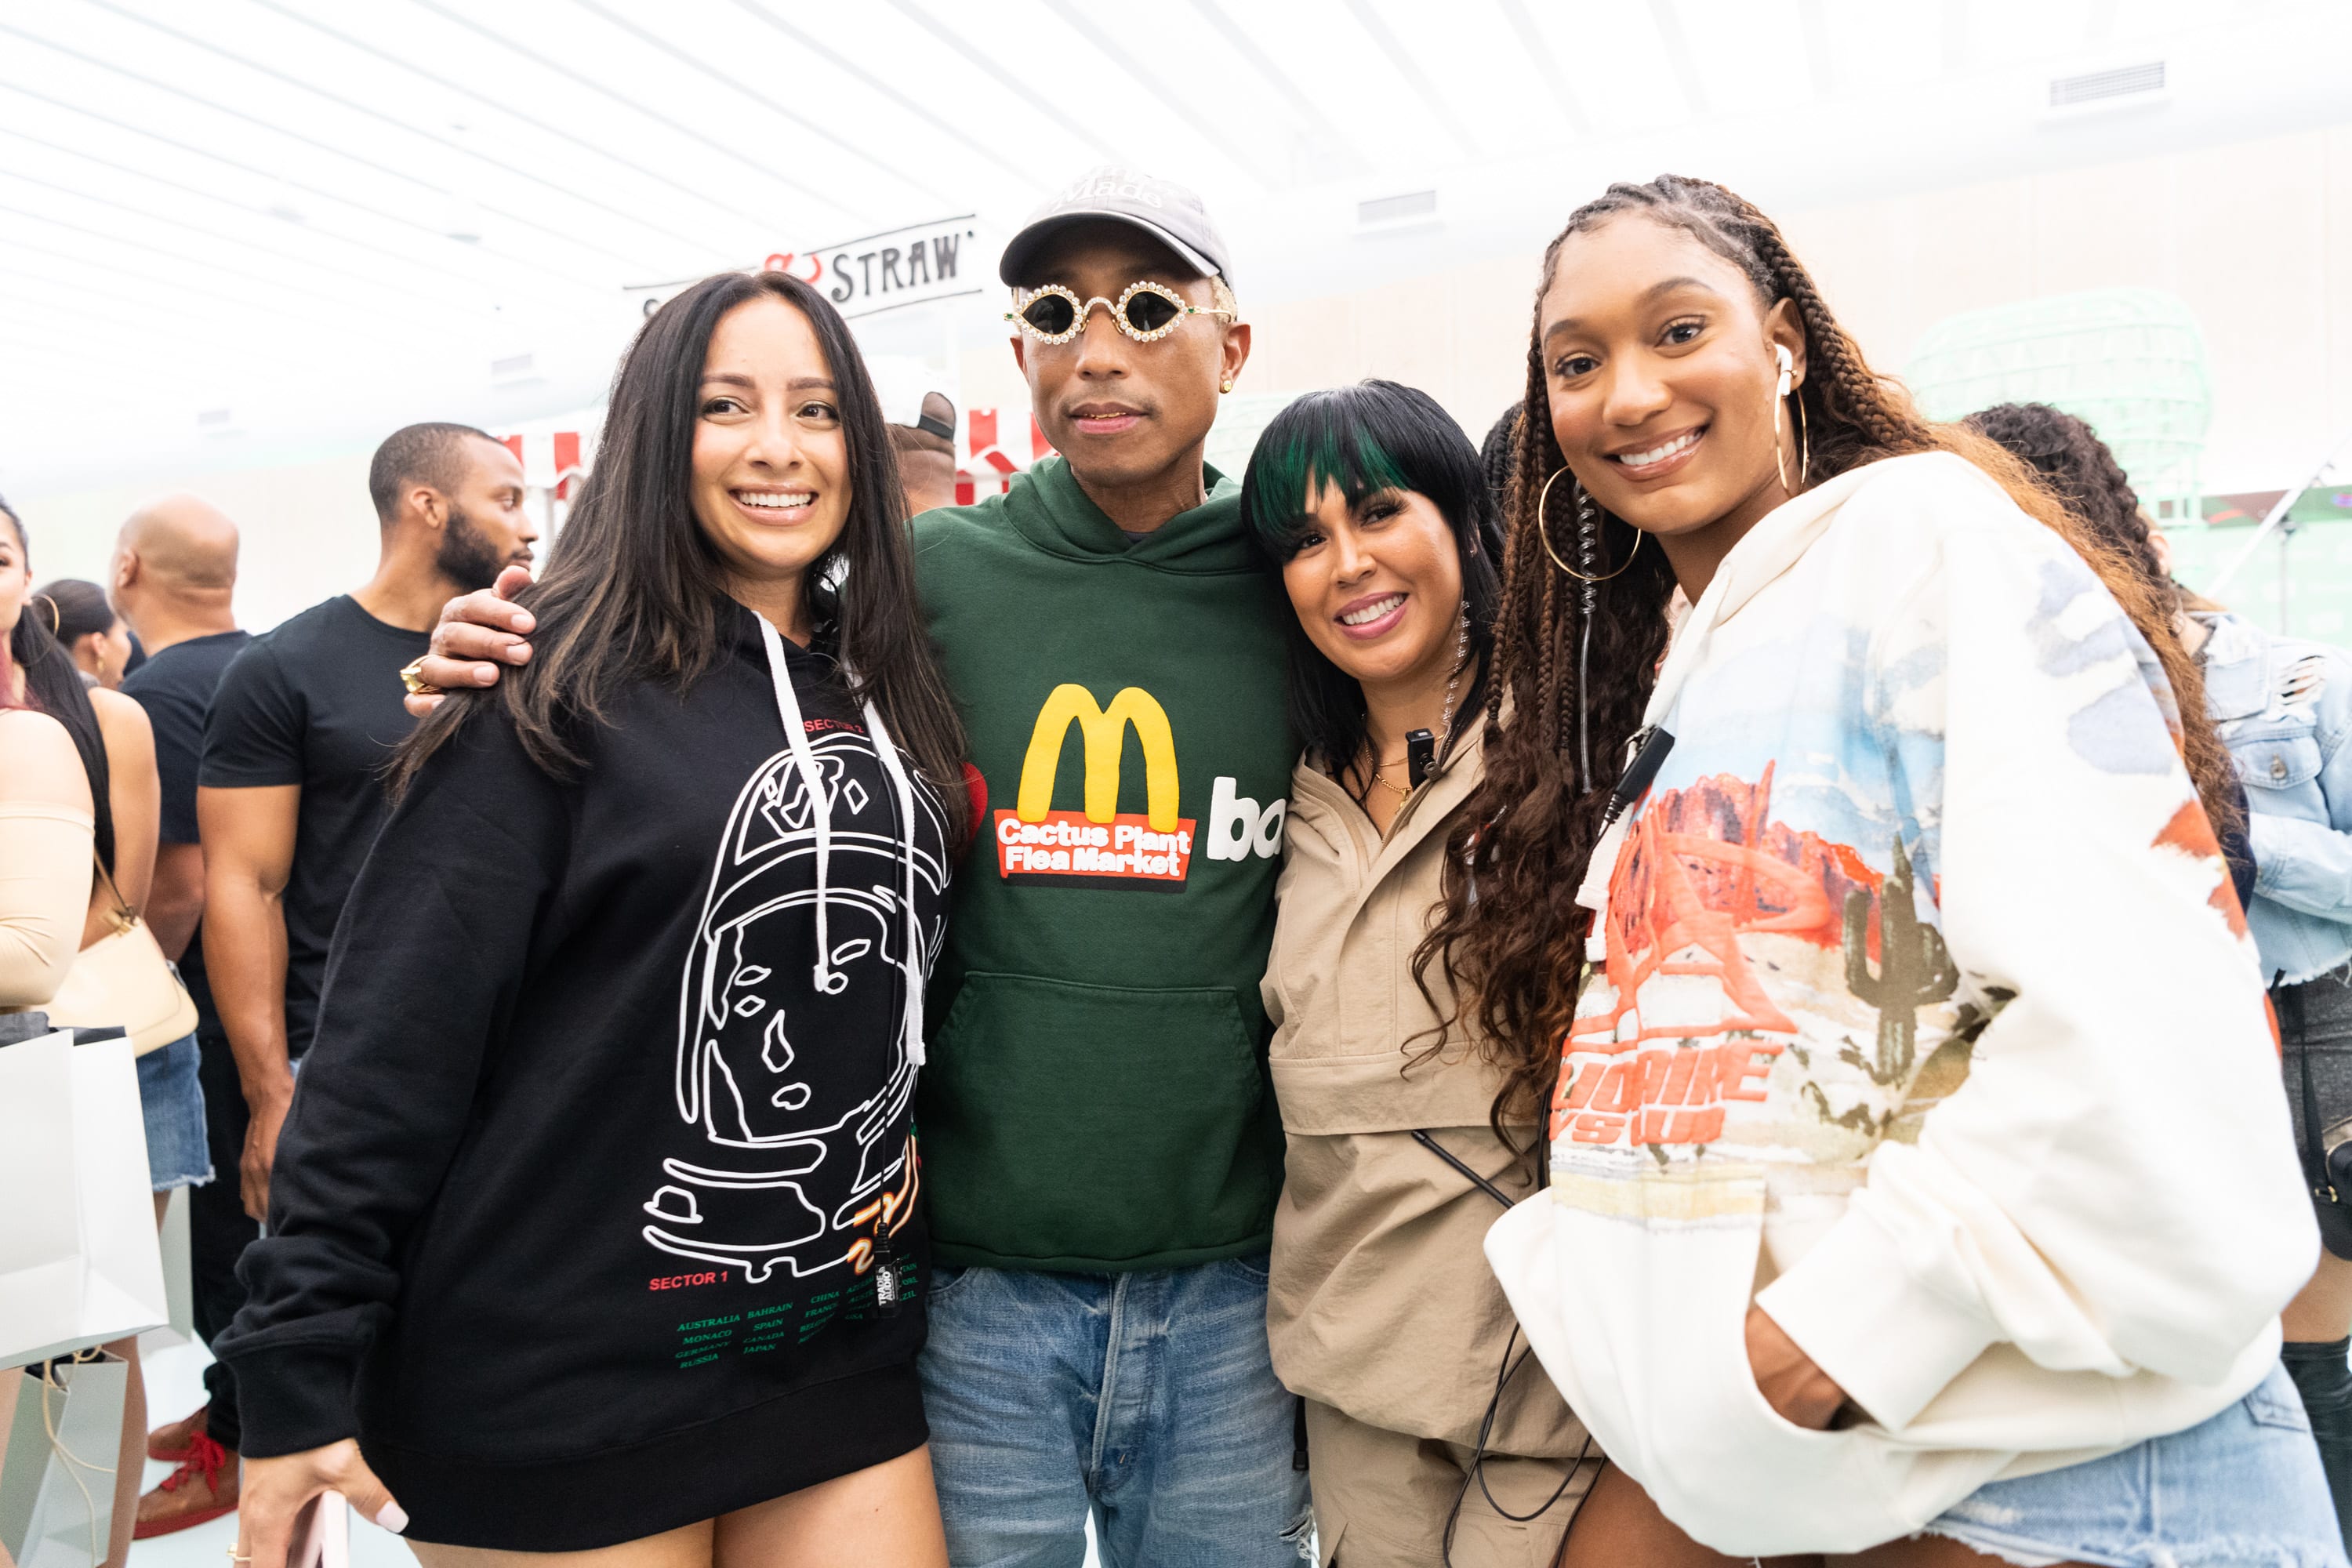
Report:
1419,175,2238,1144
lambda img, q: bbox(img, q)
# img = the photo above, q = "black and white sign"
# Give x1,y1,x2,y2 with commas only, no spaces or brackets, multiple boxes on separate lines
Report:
627,216,983,321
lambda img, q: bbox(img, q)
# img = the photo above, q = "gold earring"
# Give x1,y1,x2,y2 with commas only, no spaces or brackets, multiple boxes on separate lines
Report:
1220,378,1234,394
1536,466,1642,583
1773,383,1811,496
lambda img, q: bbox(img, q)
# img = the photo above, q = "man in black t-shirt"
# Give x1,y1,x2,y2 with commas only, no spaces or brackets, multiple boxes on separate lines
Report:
107,495,262,1537
191,426,532,1515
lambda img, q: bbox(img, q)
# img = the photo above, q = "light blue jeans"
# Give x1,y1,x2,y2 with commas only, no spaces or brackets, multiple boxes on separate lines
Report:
1924,1362,2349,1567
919,1254,1310,1568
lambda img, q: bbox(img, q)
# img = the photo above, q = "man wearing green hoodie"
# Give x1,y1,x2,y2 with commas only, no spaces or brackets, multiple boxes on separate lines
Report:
909,170,1304,1566
408,171,1307,1564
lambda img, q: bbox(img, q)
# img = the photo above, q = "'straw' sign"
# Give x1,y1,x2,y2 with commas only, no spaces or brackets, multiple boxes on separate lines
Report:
626,216,982,322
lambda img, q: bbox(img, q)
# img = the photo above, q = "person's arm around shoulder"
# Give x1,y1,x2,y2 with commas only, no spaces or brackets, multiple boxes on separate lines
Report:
2245,641,2352,923
0,710,95,1007
86,686,158,926
401,564,535,717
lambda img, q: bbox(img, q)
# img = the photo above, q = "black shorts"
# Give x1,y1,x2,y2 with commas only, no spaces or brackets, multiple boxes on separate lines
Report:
2277,969,2352,1260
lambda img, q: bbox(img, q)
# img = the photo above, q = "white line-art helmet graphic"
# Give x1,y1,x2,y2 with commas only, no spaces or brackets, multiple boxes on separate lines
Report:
644,723,946,1286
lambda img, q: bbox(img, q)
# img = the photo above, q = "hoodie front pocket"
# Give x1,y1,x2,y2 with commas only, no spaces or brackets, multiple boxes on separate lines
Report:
920,971,1272,1265
1493,1171,1935,1558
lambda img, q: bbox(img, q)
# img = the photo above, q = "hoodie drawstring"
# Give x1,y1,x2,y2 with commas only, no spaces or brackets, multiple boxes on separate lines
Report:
755,618,928,1067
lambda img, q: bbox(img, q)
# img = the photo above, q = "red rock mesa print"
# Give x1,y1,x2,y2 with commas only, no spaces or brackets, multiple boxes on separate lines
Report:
1553,763,1887,1149
1576,762,1881,1045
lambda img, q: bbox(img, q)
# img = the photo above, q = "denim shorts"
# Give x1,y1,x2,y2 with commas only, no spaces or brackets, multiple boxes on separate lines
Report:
1922,1362,2349,1567
135,1031,213,1192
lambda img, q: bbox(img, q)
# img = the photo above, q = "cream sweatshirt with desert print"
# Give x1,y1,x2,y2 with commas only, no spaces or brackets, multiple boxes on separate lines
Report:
1484,452,2315,1557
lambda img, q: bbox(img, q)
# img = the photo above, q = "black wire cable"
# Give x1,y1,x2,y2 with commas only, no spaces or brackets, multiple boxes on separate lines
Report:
1415,1131,1601,1567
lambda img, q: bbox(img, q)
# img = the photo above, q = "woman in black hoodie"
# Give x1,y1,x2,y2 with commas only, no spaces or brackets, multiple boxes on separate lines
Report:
221,270,969,1566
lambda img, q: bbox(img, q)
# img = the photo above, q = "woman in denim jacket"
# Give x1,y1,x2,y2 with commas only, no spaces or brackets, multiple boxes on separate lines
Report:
1974,401,2352,1551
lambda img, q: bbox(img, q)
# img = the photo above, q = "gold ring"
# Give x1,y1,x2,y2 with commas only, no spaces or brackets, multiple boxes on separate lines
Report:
1535,466,1643,583
398,655,435,696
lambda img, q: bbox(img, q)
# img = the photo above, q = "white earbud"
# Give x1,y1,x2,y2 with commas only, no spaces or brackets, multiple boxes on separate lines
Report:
1773,343,1795,400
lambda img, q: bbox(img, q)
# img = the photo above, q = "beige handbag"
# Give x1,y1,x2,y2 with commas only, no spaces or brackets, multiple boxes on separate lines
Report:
44,856,198,1058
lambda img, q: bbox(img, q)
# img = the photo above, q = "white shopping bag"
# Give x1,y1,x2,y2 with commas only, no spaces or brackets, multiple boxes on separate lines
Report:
0,1031,169,1368
0,1352,129,1568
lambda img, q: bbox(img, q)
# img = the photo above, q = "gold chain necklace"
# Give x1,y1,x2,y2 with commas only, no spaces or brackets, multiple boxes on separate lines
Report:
1360,751,1413,799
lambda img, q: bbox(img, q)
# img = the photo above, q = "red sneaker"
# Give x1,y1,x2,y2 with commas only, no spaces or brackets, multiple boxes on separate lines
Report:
134,1432,239,1539
147,1403,208,1463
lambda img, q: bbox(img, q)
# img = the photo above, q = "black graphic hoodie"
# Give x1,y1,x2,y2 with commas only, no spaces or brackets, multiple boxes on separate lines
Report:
214,606,952,1551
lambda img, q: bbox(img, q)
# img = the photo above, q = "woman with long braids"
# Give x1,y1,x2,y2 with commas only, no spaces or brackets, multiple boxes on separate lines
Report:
1240,382,1595,1565
1440,175,2339,1565
217,269,966,1568
1971,400,2352,1550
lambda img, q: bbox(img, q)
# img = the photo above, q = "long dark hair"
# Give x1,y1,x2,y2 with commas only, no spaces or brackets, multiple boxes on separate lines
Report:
1425,175,2236,1136
2,502,114,871
394,270,968,840
1965,402,2177,614
1239,381,1500,780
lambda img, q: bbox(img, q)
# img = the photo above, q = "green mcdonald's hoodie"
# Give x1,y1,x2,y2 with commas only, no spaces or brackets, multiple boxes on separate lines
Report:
912,456,1297,1273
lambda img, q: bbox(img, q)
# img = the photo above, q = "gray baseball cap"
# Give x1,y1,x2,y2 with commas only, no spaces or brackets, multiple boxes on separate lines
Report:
997,167,1236,292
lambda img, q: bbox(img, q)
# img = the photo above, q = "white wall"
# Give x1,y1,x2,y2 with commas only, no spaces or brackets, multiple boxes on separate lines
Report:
19,452,378,633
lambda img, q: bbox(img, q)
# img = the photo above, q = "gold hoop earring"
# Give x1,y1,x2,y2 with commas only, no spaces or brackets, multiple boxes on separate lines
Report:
34,593,59,637
1774,386,1811,496
1536,466,1642,583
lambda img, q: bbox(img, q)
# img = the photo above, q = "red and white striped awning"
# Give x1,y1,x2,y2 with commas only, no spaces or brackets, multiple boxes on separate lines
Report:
500,429,591,499
957,408,1052,505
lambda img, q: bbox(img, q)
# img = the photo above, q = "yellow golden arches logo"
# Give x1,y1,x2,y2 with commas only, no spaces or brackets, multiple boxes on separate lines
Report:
1016,684,1181,832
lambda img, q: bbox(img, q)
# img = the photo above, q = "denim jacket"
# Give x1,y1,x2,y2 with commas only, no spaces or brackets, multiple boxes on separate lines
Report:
2199,610,2352,985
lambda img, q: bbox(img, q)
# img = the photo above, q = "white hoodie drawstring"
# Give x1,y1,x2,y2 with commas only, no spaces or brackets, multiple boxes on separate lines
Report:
755,617,927,1065
758,617,844,996
861,701,928,1067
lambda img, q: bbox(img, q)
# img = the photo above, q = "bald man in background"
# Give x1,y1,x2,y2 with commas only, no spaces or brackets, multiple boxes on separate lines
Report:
109,495,256,1537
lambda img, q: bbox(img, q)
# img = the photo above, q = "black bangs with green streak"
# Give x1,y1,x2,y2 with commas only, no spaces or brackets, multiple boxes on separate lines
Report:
1238,380,1502,777
1241,393,1416,561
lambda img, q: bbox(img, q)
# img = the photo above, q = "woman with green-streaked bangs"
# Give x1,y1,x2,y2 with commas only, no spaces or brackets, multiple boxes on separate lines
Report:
1240,380,1599,1566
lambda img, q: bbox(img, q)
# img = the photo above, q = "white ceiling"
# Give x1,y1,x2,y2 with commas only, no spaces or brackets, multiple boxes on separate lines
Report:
2,0,2343,493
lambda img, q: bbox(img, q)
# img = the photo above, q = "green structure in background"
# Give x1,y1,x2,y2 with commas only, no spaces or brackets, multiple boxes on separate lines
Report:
1907,288,2212,521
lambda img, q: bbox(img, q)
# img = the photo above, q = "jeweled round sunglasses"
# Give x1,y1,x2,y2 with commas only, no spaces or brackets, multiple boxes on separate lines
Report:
1004,281,1236,345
